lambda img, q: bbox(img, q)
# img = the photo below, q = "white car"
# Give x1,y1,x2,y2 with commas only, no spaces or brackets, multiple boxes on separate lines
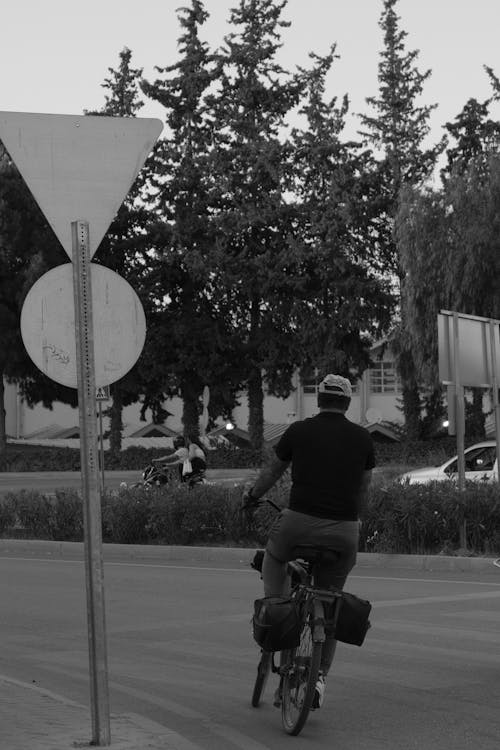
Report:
399,441,498,485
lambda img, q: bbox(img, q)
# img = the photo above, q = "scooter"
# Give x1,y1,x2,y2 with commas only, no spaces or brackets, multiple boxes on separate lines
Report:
140,462,207,489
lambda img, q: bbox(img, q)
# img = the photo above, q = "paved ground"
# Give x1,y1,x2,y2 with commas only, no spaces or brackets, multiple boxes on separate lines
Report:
1,541,500,750
0,674,183,750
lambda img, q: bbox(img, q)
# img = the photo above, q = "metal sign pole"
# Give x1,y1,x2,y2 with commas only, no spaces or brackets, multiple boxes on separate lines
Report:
98,400,105,494
72,220,111,746
489,321,500,483
452,313,466,491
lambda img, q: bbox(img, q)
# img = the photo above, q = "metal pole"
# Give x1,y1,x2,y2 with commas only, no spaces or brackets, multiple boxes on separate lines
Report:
489,321,500,484
72,220,111,746
453,313,466,491
99,400,105,494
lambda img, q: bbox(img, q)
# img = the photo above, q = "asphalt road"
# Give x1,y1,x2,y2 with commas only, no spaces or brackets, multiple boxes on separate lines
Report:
1,544,499,750
0,468,257,495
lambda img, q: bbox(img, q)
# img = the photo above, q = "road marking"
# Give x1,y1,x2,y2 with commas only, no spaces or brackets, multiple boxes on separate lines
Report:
2,556,500,587
351,574,500,587
375,590,500,607
47,664,275,750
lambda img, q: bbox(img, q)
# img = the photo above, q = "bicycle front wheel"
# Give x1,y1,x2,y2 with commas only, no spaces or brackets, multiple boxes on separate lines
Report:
281,617,322,735
251,650,272,707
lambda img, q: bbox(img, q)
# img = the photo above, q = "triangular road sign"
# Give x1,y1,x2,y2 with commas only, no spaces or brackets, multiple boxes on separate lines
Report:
0,111,163,259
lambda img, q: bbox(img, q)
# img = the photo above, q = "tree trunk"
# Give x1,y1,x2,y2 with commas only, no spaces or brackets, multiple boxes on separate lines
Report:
0,373,6,454
247,366,264,453
401,377,421,441
397,278,422,441
109,387,123,455
181,375,201,438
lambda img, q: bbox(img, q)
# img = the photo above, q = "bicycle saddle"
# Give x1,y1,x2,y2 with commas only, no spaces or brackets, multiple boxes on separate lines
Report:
290,545,340,565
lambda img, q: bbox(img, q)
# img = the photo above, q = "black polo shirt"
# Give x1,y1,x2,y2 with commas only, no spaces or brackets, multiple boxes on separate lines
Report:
274,412,375,520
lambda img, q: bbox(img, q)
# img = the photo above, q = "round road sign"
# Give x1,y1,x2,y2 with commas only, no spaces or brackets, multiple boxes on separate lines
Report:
21,263,146,388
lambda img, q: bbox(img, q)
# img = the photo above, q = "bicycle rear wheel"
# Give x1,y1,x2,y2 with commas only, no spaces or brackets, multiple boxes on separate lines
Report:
251,650,272,707
281,615,322,735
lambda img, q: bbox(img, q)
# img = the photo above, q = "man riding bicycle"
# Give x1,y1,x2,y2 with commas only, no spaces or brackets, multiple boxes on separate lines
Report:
243,373,375,709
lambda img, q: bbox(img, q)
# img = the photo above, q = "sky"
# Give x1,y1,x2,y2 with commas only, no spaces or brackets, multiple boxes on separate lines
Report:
1,0,500,166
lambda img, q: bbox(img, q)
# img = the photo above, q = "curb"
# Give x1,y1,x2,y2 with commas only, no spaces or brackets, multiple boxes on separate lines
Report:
0,538,498,572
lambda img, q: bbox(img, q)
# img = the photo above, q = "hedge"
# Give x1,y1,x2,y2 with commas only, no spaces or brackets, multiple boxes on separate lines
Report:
1,477,500,555
0,444,265,472
0,436,469,472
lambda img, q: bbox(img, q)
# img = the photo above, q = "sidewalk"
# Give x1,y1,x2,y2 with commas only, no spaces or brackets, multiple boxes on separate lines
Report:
0,675,184,749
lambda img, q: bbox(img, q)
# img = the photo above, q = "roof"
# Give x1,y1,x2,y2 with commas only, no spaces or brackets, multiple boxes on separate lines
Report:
124,422,179,438
8,437,178,450
24,423,70,440
364,422,400,442
209,422,289,447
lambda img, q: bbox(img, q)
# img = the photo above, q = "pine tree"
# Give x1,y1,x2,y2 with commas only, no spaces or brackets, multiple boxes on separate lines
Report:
207,0,304,451
87,47,158,453
140,0,241,438
358,0,443,439
288,48,394,382
442,96,500,181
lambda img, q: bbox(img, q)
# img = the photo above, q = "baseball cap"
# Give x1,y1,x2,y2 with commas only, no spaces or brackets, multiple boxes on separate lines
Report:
318,373,352,398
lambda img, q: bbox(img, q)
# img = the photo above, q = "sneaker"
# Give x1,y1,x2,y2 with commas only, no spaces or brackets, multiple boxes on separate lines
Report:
311,673,325,710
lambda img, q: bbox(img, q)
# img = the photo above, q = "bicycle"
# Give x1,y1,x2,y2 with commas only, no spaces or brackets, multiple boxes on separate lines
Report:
251,543,343,735
243,494,352,736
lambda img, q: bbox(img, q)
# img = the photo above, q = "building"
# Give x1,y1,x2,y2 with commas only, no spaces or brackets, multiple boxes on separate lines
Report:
3,342,402,445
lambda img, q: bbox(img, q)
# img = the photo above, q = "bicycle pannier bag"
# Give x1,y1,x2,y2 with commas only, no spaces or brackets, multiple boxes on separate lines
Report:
251,550,265,573
252,597,301,651
334,591,372,646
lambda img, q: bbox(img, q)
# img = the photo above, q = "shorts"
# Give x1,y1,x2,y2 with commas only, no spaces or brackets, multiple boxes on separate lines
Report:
266,509,359,590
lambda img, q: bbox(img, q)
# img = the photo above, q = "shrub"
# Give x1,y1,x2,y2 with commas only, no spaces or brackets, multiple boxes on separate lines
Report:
12,490,57,539
0,435,472,472
101,486,153,544
361,480,500,555
0,447,81,472
2,477,500,556
0,495,16,534
373,436,460,467
53,489,84,541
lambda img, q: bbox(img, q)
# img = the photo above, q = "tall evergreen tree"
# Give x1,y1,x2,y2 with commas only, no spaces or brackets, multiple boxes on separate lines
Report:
288,48,394,382
141,0,242,438
397,154,500,438
207,0,305,450
358,0,443,439
87,47,161,452
442,96,500,181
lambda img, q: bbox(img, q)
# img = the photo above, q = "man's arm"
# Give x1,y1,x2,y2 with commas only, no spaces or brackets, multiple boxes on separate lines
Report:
249,453,290,499
153,453,181,465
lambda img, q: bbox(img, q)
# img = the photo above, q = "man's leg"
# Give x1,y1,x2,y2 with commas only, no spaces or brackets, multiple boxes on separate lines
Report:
311,521,359,677
261,549,291,707
262,550,289,597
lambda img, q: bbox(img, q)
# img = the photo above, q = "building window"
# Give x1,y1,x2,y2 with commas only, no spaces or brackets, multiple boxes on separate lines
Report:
302,375,320,395
301,373,358,395
370,361,400,393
